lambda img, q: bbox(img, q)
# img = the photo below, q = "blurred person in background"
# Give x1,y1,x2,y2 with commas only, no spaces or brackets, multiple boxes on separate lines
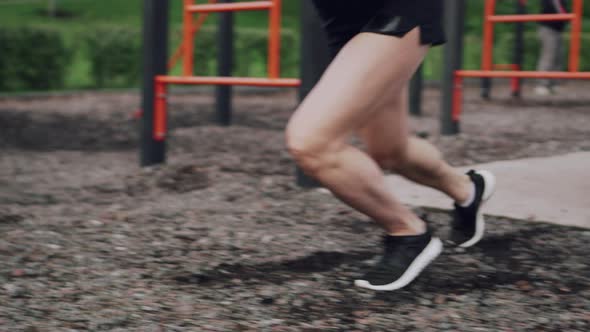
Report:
535,0,569,96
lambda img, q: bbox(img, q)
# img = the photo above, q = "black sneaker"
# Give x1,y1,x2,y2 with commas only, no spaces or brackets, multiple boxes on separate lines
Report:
451,170,496,248
354,231,442,291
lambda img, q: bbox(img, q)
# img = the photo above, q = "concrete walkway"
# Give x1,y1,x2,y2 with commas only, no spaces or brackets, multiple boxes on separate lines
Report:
385,152,590,229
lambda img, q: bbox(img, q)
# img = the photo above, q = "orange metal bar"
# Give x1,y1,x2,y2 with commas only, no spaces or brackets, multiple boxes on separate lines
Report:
488,13,575,22
452,75,463,122
169,0,217,70
187,1,272,13
169,43,185,70
182,0,195,76
154,81,168,141
482,0,496,71
456,70,590,79
268,0,281,78
156,75,300,87
509,64,521,95
569,0,583,72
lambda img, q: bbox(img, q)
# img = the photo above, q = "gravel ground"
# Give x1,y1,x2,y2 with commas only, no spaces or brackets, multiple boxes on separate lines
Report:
0,84,589,331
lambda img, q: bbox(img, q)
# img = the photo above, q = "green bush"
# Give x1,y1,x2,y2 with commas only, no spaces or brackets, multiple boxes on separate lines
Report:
0,26,70,91
81,25,299,89
84,26,142,88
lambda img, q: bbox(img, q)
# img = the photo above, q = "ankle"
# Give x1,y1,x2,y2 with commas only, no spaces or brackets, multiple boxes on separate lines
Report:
388,216,427,236
454,174,474,205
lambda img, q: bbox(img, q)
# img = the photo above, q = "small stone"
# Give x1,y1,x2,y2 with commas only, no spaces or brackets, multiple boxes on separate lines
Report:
293,299,304,307
258,319,284,327
261,177,274,186
11,269,25,277
434,295,446,305
175,304,193,316
419,299,433,306
141,306,156,312
516,280,532,291
88,219,104,226
260,297,274,305
352,310,369,318
4,283,26,298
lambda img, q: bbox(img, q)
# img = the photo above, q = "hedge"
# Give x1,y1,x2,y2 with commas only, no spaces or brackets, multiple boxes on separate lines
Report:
84,26,143,88
191,26,299,78
3,24,590,92
0,26,70,91
82,25,300,88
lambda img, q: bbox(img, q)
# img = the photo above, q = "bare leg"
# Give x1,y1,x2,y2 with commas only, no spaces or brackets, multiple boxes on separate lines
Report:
286,29,428,235
358,87,472,203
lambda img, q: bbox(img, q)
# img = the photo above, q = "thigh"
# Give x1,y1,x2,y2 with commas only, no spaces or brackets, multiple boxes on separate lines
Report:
287,28,428,150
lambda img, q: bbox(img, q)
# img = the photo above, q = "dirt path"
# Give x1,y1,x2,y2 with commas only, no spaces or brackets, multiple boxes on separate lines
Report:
0,85,589,331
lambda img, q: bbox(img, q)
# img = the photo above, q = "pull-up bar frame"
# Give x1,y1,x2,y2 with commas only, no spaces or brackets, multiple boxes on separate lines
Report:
453,0,586,126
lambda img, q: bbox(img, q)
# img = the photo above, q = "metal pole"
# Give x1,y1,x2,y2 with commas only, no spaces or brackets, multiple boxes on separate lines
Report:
409,64,424,116
216,0,233,126
480,78,492,99
513,0,526,98
297,0,331,187
140,0,169,166
480,0,496,100
441,0,466,135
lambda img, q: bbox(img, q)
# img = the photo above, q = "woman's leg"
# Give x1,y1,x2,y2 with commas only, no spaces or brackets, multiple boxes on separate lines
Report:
357,87,472,203
286,28,428,235
358,84,496,249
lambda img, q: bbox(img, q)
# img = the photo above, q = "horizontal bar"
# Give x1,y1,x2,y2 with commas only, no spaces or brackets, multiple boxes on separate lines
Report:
456,70,590,79
488,13,575,23
156,76,301,87
187,1,272,13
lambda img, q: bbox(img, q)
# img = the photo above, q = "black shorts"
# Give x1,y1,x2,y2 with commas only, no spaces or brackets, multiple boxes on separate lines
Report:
312,0,446,56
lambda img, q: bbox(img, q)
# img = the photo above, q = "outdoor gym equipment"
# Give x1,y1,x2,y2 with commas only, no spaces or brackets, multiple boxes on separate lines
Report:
142,1,567,166
153,0,300,141
140,0,330,187
452,0,589,124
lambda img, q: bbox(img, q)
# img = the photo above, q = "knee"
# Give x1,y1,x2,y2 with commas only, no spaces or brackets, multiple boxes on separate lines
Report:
285,124,331,176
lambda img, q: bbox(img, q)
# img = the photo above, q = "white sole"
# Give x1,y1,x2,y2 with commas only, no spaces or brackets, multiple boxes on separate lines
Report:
459,170,496,248
354,237,443,291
